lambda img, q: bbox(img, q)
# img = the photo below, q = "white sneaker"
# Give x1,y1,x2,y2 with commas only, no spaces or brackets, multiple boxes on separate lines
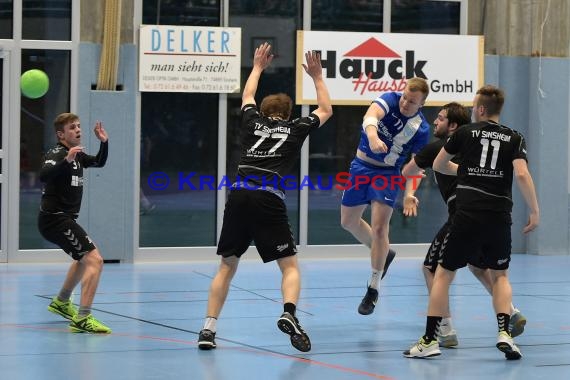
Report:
438,329,459,348
496,331,522,360
403,337,441,358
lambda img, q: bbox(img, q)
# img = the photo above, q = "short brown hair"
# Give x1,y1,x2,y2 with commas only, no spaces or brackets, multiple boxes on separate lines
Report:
476,85,505,116
260,93,292,120
54,112,79,133
406,77,429,101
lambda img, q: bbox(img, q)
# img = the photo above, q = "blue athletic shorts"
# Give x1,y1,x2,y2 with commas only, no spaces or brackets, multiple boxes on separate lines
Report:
341,158,403,208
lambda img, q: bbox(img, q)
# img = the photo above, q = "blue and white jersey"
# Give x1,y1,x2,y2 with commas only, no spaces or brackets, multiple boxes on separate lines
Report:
358,92,430,169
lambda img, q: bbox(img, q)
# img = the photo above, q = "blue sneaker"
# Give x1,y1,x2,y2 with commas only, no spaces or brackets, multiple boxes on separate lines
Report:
509,310,527,338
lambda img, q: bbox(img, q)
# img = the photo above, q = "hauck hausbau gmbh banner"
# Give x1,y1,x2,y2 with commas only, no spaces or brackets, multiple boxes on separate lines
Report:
296,30,484,106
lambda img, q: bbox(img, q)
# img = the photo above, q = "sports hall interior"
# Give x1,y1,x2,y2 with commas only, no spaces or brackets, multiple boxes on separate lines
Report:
1,1,569,379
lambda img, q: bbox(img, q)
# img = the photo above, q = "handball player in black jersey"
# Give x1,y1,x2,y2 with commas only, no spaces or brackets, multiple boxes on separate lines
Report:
198,43,332,352
39,112,111,334
402,102,527,347
404,85,539,360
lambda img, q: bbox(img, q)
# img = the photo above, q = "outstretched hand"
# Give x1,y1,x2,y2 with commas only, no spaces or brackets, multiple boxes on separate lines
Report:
94,121,108,142
253,42,274,71
403,195,419,217
302,50,323,79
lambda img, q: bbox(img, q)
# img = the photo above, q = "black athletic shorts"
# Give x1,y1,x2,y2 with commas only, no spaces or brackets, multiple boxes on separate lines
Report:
439,211,512,271
424,220,451,273
424,218,488,273
217,189,297,263
38,212,96,261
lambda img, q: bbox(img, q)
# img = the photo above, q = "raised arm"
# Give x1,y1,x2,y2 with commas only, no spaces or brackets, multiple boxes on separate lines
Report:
82,121,109,168
513,159,540,233
302,51,332,126
241,42,273,108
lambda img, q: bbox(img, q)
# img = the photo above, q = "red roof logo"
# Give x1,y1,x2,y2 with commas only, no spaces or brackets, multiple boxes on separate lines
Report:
344,38,401,58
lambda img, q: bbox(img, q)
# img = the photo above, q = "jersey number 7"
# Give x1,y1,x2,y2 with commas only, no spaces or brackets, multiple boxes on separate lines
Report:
248,130,289,154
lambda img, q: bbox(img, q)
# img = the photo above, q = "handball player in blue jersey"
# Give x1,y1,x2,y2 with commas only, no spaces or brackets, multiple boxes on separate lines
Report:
340,77,430,315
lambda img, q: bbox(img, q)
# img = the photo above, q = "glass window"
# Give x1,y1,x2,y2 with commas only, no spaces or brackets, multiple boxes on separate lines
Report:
312,0,383,32
143,0,220,25
228,1,301,242
139,93,219,247
307,105,448,245
308,105,367,244
0,0,13,39
22,0,72,40
307,0,461,245
19,49,71,249
308,0,383,244
0,184,2,247
0,57,3,148
139,1,221,248
391,0,460,34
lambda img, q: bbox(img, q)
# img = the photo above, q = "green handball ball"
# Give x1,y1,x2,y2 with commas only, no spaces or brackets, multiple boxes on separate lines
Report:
21,69,50,99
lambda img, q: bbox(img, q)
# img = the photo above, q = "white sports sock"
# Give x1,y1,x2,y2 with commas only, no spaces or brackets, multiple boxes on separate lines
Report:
203,316,217,332
510,304,518,315
439,317,454,334
369,269,381,289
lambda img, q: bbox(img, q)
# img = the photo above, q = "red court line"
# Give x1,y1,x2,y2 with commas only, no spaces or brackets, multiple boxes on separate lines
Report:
2,324,394,379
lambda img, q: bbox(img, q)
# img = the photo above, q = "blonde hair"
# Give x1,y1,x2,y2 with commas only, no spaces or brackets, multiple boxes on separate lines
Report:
406,77,429,101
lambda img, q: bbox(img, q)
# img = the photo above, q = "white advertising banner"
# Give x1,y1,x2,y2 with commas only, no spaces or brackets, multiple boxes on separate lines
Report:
296,31,484,106
139,25,241,93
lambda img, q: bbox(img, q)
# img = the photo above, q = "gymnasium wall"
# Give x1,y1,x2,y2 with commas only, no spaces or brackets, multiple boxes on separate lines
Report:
485,55,569,255
77,43,138,262
75,42,570,261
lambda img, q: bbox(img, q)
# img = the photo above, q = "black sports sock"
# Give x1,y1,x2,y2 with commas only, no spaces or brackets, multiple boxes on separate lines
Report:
497,313,511,334
422,316,442,343
284,302,296,316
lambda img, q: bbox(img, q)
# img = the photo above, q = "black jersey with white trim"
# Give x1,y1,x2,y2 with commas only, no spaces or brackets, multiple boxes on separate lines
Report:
237,104,320,192
444,121,527,216
39,141,109,215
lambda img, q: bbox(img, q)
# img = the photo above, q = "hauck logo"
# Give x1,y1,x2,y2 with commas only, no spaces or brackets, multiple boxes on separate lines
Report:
318,37,427,95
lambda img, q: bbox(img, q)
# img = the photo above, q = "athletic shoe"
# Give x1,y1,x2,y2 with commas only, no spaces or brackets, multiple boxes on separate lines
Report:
69,314,112,334
438,330,459,348
509,310,527,338
277,312,311,352
358,286,378,315
198,329,217,350
496,331,522,360
403,337,441,358
381,249,397,280
47,296,78,320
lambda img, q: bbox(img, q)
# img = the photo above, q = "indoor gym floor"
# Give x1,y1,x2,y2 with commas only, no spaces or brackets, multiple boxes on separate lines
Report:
0,253,569,380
